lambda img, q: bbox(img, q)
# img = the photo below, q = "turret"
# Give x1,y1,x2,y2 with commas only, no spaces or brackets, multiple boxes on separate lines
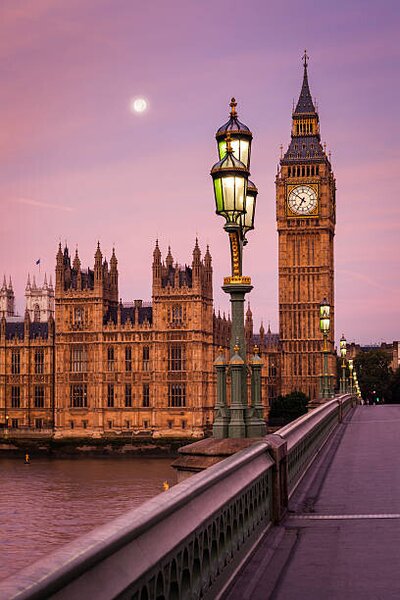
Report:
0,314,5,339
56,243,64,293
25,272,55,322
165,246,173,269
73,248,82,290
259,321,265,349
174,262,180,287
0,275,15,317
94,242,103,291
152,240,162,289
103,258,109,291
192,238,201,284
204,245,212,291
24,308,30,339
245,302,253,349
63,245,72,289
73,247,81,271
110,247,119,302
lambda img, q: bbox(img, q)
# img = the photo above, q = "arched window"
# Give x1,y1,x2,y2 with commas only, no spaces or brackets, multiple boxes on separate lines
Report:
142,346,150,371
33,304,40,322
107,347,115,371
170,304,183,326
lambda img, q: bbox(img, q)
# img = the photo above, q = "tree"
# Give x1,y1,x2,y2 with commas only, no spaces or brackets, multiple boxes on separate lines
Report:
354,349,392,403
268,391,309,426
386,367,400,404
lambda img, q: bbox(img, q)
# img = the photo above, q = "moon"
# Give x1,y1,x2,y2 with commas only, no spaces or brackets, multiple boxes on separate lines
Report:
131,97,148,114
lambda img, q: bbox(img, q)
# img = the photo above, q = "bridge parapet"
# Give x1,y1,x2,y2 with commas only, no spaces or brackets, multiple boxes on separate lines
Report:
279,394,353,493
0,395,354,600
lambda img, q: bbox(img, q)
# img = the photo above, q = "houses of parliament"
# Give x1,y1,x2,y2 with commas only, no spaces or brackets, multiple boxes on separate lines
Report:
0,57,336,439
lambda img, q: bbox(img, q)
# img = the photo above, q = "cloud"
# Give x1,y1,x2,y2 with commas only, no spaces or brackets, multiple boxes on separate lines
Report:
337,268,398,293
14,197,74,212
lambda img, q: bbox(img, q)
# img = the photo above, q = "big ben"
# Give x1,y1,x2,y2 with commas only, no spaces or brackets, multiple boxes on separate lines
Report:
276,52,336,400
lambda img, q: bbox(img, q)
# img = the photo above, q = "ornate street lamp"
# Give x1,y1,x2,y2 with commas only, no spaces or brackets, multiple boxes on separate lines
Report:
241,180,258,244
211,100,265,439
216,97,253,168
348,359,354,396
319,298,332,398
211,134,249,228
340,334,347,394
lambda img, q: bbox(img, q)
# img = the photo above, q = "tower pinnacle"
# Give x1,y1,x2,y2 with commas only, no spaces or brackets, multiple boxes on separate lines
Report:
294,50,316,115
303,48,309,69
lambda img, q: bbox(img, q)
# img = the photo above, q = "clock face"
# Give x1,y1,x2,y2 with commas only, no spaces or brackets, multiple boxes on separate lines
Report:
287,185,317,215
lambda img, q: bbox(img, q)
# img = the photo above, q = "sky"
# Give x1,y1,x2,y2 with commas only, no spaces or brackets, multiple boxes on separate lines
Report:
0,0,399,346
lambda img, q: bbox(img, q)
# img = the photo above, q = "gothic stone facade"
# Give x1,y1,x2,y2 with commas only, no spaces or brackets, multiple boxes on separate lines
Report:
53,240,219,438
0,240,281,438
0,315,55,431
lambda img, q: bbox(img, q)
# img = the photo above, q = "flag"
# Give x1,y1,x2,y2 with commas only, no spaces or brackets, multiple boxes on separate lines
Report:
36,259,41,265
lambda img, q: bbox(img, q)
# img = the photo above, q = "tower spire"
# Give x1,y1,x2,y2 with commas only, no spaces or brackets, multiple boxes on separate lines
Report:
303,48,309,69
294,49,316,115
281,53,325,164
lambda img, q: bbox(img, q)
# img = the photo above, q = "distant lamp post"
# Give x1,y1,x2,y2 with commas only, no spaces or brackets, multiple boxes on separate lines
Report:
348,359,354,396
340,334,347,394
319,298,332,398
211,99,265,439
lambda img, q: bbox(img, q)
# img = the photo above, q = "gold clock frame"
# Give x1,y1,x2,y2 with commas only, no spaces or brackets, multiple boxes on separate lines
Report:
286,182,319,218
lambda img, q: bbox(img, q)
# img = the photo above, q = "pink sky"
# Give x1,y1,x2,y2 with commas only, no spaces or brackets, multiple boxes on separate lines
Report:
1,0,399,346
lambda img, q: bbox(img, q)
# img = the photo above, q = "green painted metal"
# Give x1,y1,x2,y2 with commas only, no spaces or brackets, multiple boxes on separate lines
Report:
213,354,229,439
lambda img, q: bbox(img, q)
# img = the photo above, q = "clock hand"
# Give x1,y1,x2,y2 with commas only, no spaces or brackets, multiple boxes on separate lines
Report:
292,191,306,202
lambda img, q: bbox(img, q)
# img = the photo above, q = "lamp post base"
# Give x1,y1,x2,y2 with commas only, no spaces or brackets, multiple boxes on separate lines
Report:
213,410,230,439
246,416,267,438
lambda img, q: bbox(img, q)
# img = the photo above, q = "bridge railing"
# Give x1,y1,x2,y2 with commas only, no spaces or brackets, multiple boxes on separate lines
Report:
0,395,354,600
278,394,354,494
0,440,275,600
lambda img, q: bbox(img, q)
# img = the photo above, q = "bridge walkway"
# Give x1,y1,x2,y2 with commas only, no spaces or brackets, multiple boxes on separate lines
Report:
224,405,400,600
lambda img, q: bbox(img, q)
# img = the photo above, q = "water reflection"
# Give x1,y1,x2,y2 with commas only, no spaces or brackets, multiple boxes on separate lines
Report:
0,457,176,581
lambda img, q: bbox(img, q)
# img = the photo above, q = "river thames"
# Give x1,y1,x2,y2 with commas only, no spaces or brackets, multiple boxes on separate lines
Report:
0,457,176,581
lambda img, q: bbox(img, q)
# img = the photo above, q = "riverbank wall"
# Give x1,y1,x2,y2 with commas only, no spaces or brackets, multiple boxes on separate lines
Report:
0,435,193,458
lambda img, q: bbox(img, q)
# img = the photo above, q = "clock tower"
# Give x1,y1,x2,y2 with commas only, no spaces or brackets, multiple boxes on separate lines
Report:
276,53,336,400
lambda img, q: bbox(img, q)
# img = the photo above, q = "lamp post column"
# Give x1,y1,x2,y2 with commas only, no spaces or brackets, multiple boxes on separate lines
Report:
213,347,229,439
228,345,246,438
319,298,331,399
222,280,252,438
322,333,330,398
348,359,354,396
340,335,347,394
247,346,266,437
341,361,346,394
